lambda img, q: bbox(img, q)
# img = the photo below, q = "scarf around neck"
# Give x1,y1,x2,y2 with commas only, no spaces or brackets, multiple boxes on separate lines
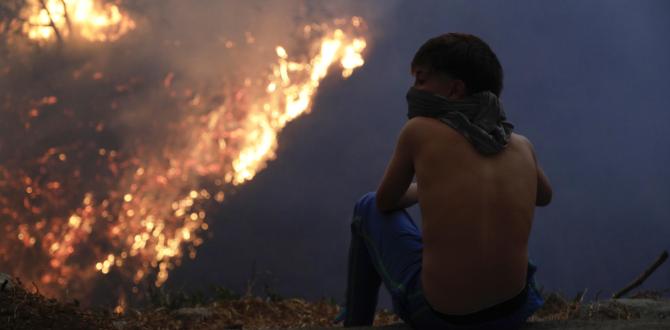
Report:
406,87,514,155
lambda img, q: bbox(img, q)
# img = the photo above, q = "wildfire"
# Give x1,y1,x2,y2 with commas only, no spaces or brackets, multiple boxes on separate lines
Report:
22,0,135,42
1,9,367,304
232,28,367,184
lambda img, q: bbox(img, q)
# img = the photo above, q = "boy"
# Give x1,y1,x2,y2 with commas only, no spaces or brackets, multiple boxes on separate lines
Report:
342,33,552,329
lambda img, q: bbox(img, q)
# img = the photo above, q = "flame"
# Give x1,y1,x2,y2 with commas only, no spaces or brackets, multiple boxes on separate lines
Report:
0,14,367,300
22,0,135,42
114,293,126,314
232,29,367,184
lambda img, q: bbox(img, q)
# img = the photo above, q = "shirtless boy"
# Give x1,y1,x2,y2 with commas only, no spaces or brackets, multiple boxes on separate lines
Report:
341,33,553,329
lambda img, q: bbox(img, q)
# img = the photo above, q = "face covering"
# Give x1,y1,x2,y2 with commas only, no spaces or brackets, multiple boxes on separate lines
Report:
406,87,514,155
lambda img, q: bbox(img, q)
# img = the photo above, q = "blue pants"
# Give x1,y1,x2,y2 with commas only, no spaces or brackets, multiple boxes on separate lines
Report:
343,192,544,329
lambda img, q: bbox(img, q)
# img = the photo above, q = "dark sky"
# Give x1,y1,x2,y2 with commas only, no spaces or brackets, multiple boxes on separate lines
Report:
169,0,670,305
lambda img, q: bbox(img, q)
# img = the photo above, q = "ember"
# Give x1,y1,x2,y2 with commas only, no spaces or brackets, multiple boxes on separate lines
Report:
0,0,367,306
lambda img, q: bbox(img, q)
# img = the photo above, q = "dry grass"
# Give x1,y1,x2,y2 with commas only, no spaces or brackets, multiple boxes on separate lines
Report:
0,277,399,329
0,278,110,329
530,289,670,322
3,276,669,329
110,297,399,330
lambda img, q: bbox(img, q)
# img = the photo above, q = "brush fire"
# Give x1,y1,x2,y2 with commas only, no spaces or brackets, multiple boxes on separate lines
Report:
0,0,367,310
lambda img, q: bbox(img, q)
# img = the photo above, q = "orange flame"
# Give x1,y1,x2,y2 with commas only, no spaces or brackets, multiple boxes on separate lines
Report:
22,0,135,42
1,15,367,299
232,28,367,184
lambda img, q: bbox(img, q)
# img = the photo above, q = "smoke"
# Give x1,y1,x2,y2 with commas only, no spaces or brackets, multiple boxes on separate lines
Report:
0,0,372,306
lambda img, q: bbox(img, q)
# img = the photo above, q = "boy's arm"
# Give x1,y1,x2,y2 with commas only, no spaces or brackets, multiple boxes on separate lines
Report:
376,122,418,212
522,135,553,207
536,163,552,207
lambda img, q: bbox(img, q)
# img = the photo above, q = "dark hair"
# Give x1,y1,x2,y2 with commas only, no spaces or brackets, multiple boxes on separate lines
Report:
411,33,503,97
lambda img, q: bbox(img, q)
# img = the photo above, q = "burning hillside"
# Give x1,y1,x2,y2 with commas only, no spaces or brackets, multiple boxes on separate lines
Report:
0,0,367,308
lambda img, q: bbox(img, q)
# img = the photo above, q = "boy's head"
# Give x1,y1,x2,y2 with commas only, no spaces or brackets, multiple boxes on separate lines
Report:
411,33,503,99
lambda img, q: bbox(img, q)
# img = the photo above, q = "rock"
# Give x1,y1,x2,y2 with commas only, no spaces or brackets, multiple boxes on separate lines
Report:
525,319,670,329
173,307,214,321
300,319,670,329
575,298,670,321
0,272,14,291
612,299,670,320
298,300,670,330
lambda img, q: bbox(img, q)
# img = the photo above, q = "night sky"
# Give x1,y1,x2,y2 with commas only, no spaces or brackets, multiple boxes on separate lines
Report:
169,0,670,306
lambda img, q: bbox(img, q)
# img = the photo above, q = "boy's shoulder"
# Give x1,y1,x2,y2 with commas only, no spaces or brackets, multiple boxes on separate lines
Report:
402,119,536,160
402,116,462,142
509,133,537,156
511,132,531,146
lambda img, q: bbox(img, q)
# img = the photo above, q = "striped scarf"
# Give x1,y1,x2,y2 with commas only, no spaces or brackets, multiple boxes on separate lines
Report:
406,87,514,155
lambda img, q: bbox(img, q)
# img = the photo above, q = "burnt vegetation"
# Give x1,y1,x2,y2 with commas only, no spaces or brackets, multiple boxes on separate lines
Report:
2,275,669,330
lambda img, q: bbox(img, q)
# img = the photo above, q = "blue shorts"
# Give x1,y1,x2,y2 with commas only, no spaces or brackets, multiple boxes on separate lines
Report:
343,192,544,329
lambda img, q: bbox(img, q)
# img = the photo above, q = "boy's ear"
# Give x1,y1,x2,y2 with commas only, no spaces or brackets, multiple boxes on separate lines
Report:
448,80,467,100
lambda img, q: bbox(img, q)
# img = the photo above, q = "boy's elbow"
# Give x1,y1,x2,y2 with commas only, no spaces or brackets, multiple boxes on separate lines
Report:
375,194,395,213
536,187,553,207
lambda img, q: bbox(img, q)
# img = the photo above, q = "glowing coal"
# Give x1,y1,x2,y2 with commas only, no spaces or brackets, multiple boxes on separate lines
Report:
0,0,367,306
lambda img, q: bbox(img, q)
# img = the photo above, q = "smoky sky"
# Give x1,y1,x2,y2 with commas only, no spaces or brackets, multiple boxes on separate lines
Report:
159,0,669,306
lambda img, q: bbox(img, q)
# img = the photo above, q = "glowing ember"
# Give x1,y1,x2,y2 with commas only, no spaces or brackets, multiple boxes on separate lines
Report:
22,0,135,42
0,11,367,302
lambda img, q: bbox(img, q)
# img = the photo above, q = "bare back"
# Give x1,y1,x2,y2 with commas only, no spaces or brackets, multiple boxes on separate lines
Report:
411,117,537,315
